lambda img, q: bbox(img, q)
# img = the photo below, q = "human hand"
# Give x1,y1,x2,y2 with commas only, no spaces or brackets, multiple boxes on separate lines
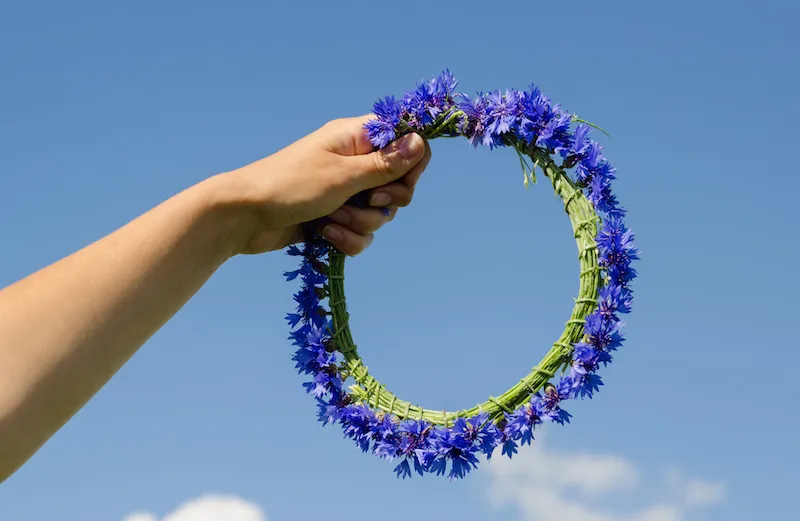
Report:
212,115,430,256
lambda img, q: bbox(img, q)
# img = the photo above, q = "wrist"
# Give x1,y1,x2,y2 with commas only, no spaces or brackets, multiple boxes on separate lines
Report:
190,172,261,259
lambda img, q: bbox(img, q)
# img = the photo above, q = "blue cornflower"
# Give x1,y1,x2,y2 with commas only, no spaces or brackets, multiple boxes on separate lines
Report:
452,413,500,456
294,284,320,312
285,71,637,479
373,417,404,463
429,429,480,480
571,123,592,156
291,328,329,369
457,93,493,147
394,459,413,479
588,174,622,215
428,69,459,116
598,217,639,287
608,263,638,287
584,312,624,352
573,342,601,369
519,84,547,121
288,323,311,346
402,81,436,129
518,85,572,152
396,420,437,475
366,95,402,149
485,89,522,141
598,217,639,261
537,107,573,153
568,369,603,399
430,69,458,97
283,260,313,281
581,141,605,169
504,400,544,446
285,312,303,328
378,414,398,437
374,437,402,461
567,347,606,399
290,346,320,375
340,404,377,453
540,385,572,424
500,432,519,459
303,369,342,398
315,397,342,426
597,284,625,320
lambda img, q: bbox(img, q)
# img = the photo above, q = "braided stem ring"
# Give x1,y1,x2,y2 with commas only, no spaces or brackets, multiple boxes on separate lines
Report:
329,149,601,425
284,70,638,480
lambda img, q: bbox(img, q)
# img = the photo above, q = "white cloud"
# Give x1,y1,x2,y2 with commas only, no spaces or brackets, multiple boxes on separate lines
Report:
684,477,727,506
486,440,725,521
122,494,267,521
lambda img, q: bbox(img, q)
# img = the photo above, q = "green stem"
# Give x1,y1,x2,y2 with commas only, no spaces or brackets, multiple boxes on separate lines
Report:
328,146,602,425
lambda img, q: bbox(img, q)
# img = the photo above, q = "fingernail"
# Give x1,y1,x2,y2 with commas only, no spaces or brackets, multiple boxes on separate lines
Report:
398,133,424,160
370,192,391,206
330,208,351,225
322,225,342,242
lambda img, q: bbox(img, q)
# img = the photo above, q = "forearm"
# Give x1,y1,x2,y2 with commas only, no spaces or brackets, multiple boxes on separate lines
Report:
0,176,239,481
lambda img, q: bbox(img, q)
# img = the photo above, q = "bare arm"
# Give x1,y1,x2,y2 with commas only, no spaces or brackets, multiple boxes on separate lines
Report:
0,178,236,479
0,117,429,481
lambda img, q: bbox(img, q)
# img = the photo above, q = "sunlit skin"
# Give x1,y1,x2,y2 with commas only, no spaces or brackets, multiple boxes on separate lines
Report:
0,115,431,482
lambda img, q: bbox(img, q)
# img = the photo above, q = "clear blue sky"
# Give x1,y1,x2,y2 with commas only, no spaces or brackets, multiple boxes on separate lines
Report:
1,1,798,520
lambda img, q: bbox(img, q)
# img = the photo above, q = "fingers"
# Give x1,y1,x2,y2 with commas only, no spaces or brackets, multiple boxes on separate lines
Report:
364,138,429,208
321,223,374,256
402,137,431,189
328,205,395,235
366,182,414,208
344,133,426,191
321,114,377,156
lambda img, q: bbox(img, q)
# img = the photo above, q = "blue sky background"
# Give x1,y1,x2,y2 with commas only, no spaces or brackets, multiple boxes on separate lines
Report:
1,1,798,520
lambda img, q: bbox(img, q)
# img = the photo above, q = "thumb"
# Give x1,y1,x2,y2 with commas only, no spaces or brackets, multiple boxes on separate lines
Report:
345,133,426,191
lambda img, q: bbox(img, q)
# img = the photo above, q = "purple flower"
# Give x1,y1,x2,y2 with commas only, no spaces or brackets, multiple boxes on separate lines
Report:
504,400,544,446
428,69,459,116
285,70,638,479
485,89,523,140
457,93,492,147
366,95,402,148
303,370,342,398
429,429,481,480
571,123,592,156
316,397,343,425
585,312,624,352
402,81,436,129
452,412,500,456
587,174,621,214
541,385,572,424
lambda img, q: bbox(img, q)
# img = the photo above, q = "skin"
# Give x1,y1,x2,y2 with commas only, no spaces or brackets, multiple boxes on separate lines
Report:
0,115,431,483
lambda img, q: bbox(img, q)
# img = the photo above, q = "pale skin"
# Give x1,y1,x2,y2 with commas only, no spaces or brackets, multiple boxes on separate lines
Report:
0,115,431,482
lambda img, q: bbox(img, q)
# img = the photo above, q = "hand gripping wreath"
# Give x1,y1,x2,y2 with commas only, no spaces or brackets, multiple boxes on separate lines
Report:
284,70,639,480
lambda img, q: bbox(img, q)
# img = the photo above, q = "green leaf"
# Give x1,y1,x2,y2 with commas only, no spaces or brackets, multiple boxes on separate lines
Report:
573,116,611,138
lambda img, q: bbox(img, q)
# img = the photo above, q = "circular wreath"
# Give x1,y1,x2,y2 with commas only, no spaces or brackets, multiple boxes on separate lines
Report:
284,70,638,480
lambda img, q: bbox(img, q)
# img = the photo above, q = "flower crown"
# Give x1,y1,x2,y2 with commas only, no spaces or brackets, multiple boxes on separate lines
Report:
284,70,638,480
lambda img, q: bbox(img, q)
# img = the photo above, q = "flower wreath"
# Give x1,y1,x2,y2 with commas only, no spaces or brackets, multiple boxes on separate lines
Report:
284,70,638,480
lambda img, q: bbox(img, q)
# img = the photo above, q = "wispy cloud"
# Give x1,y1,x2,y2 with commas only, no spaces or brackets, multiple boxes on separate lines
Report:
122,494,267,521
486,440,725,521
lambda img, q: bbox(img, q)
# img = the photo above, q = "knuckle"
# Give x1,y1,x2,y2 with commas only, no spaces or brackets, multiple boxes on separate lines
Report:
394,193,412,207
323,118,346,131
371,153,396,180
349,233,373,256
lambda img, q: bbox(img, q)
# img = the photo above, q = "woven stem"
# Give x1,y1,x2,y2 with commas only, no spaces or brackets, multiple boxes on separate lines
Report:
328,148,601,425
